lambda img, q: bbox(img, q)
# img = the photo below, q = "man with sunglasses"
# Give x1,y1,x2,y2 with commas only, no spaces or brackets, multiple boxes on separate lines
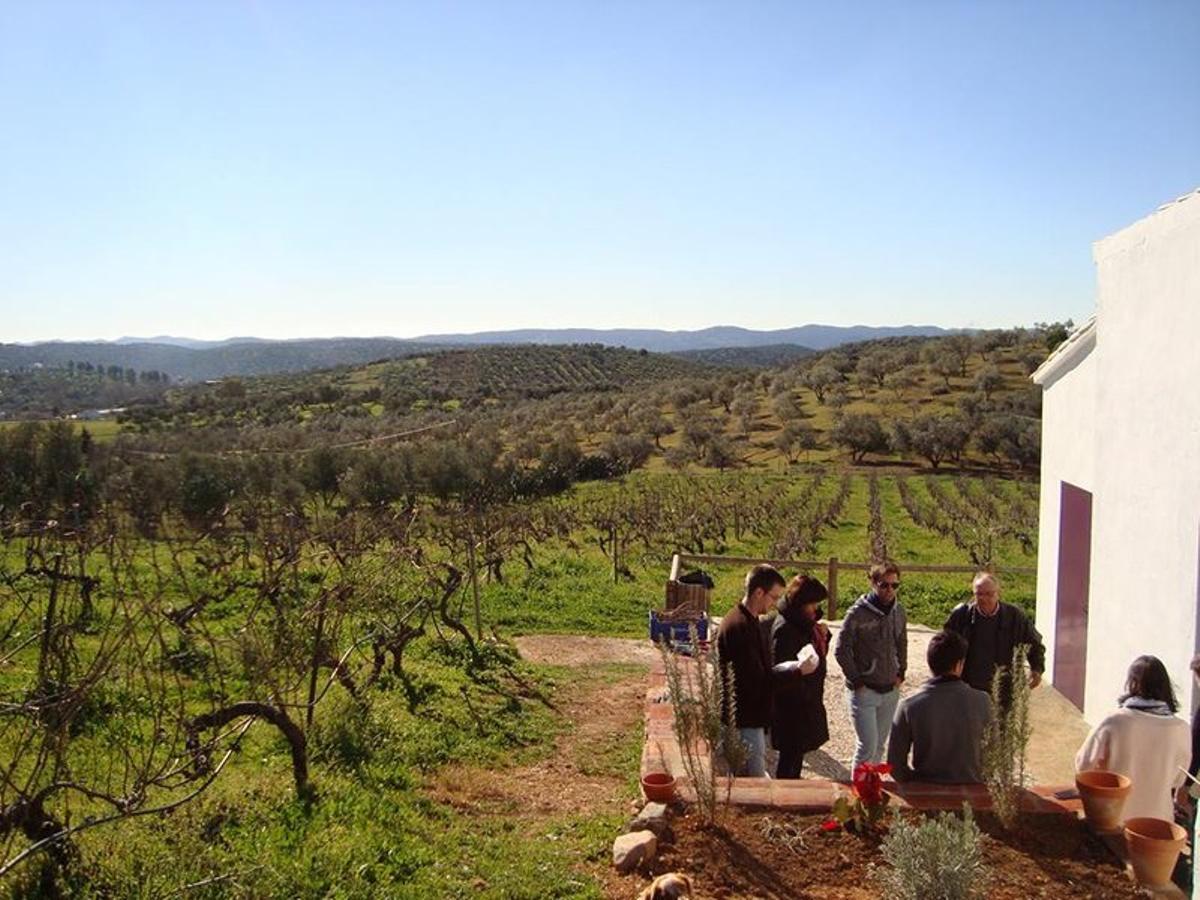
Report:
835,562,908,773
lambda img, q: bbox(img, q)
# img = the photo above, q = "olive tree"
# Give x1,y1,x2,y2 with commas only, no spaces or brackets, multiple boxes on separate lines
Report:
892,414,971,469
830,413,889,463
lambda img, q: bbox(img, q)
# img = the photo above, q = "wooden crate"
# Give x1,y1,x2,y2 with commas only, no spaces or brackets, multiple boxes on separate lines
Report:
664,579,712,616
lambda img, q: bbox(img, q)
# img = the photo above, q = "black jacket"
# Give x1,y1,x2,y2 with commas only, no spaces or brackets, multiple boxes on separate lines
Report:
769,598,829,753
716,603,773,728
943,601,1045,693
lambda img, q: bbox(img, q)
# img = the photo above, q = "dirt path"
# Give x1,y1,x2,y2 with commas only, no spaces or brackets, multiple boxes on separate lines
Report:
512,633,660,668
427,672,644,813
429,636,651,815
425,634,653,896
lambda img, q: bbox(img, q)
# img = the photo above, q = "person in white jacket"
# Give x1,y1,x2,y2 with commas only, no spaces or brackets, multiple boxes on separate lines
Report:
1075,655,1191,823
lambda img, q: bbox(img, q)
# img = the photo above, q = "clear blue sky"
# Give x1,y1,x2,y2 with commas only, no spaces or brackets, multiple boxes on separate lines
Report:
2,1,1197,342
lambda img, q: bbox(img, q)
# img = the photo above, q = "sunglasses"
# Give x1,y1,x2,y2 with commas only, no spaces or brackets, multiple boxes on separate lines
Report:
879,581,900,589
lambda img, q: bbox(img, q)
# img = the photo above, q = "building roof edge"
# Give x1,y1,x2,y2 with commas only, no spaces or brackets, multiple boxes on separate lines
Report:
1031,317,1097,389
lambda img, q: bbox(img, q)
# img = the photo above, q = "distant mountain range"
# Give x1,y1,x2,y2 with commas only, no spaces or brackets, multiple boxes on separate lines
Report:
111,335,273,349
407,324,951,352
2,324,953,381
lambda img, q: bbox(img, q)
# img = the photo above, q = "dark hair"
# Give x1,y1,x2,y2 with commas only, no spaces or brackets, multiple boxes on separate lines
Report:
927,630,968,677
869,561,901,584
1121,655,1179,713
785,574,828,609
745,564,785,597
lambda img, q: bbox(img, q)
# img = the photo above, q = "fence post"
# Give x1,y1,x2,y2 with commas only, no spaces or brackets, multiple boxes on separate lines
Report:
669,554,682,582
827,556,838,620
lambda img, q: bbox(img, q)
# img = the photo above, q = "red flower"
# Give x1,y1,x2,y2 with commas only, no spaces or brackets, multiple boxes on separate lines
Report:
855,780,882,805
851,763,888,806
834,763,892,832
820,819,841,832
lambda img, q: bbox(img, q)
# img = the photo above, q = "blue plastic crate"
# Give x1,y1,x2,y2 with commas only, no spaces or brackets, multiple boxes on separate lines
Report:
649,609,709,644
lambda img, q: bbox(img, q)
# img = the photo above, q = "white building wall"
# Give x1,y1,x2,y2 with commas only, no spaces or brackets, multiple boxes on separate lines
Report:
1085,193,1200,723
1034,345,1097,682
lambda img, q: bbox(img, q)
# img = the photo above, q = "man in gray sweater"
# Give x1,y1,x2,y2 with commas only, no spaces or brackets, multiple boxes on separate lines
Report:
835,562,908,772
888,630,992,783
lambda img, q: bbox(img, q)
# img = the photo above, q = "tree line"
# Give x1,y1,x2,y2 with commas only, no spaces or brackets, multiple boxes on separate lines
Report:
63,361,172,384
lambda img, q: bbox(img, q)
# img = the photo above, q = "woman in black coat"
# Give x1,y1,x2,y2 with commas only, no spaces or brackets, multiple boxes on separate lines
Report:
770,575,830,779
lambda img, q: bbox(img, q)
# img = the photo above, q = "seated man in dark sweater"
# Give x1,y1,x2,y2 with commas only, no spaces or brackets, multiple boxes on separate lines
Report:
887,630,992,783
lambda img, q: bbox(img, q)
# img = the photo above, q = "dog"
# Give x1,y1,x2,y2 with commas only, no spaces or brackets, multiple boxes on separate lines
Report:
636,872,693,900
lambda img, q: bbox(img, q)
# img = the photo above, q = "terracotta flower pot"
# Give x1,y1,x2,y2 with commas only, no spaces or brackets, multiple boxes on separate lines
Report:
1075,770,1131,832
641,772,677,803
1124,817,1187,888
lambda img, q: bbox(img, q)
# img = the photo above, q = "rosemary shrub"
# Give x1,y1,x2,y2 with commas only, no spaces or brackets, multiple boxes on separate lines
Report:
981,642,1032,828
657,626,744,825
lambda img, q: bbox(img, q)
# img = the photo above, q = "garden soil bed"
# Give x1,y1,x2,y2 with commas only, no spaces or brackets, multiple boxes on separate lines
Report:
611,808,1146,899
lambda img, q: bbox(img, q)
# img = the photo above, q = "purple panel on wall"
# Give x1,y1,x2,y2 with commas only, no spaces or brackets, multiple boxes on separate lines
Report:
1054,482,1092,711
1193,521,1200,717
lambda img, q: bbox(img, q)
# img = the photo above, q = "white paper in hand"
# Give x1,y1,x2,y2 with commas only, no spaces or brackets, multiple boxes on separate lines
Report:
797,644,820,675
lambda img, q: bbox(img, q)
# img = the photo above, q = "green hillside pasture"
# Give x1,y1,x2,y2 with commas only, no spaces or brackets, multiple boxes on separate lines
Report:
0,417,123,442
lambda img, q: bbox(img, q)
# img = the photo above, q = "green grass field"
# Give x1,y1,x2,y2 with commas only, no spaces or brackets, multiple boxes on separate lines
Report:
0,417,123,442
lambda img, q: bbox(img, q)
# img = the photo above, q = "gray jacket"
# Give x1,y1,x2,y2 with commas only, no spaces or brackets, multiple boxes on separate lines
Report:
888,676,992,783
834,593,907,690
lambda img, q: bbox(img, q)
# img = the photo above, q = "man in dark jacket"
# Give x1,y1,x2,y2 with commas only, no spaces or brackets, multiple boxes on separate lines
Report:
716,564,785,777
888,630,992,783
943,573,1044,705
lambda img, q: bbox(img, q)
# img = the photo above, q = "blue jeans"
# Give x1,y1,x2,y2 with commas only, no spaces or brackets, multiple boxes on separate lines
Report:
848,686,900,773
736,727,768,777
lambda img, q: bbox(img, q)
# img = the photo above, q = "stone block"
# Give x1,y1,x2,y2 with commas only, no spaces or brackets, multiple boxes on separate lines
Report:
631,802,673,840
613,830,657,874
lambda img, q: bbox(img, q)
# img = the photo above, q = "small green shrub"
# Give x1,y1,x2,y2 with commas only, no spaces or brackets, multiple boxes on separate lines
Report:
873,803,988,900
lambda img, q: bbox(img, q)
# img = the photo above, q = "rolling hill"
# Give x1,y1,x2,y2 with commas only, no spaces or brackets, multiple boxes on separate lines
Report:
408,324,954,351
0,338,452,382
2,324,954,383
